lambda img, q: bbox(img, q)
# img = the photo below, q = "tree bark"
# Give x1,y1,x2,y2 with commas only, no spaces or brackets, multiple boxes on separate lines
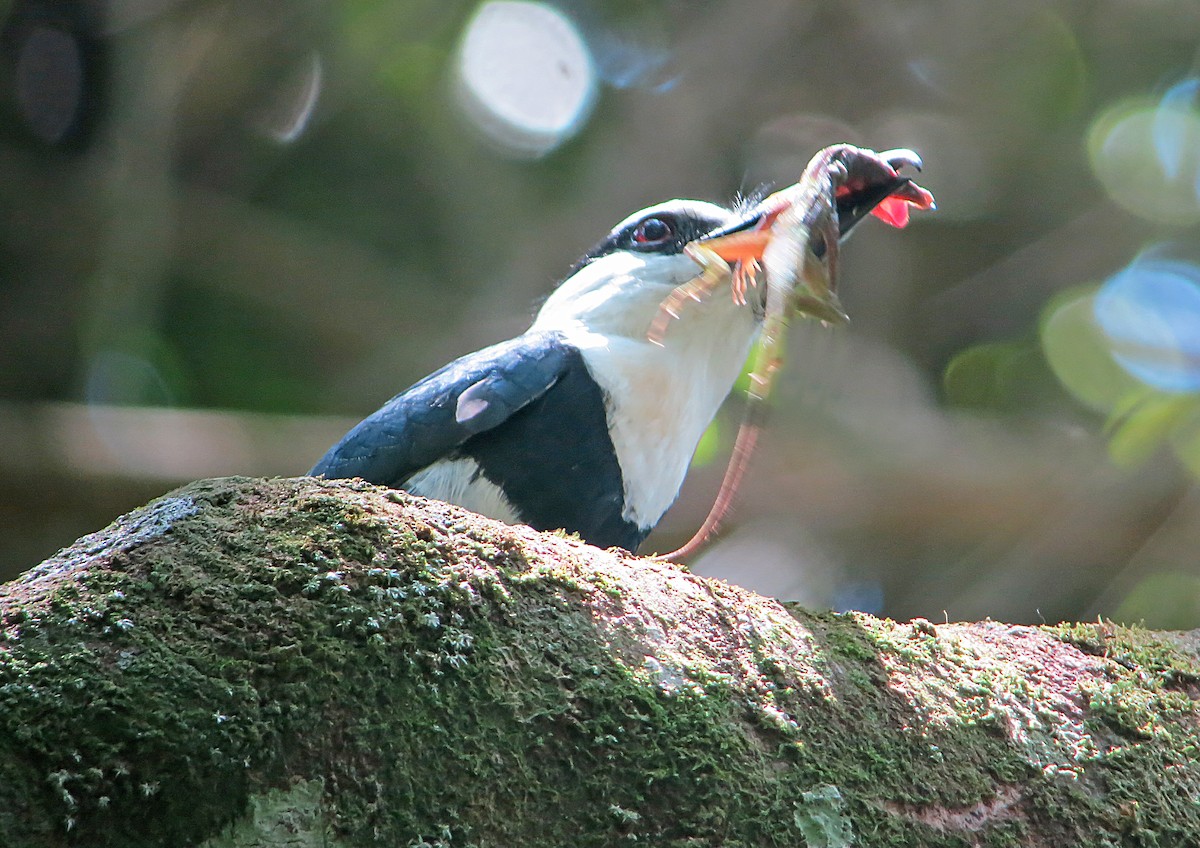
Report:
1,476,1198,847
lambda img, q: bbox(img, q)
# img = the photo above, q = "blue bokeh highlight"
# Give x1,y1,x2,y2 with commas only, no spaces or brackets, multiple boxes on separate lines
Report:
1154,77,1200,182
1094,247,1200,392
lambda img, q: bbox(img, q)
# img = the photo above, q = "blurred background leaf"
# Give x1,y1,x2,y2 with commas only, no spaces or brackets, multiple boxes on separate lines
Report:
2,0,1200,630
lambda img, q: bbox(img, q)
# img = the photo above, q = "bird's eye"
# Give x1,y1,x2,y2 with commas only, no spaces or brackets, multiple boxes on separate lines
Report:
632,216,674,245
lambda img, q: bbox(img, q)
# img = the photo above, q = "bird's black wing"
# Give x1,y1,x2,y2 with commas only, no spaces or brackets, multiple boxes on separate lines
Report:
309,331,575,487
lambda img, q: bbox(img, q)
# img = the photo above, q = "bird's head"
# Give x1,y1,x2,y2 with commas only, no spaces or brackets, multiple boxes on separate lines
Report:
532,154,928,342
532,199,748,341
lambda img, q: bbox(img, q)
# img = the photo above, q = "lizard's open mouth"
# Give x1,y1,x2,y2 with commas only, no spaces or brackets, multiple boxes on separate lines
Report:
832,147,935,237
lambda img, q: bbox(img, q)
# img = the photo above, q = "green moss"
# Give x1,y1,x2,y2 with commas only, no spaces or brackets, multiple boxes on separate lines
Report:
1041,621,1200,845
2,478,1199,847
202,780,337,848
778,613,1033,845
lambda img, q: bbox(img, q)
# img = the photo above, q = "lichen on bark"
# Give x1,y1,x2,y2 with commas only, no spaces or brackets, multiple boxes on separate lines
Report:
0,476,1197,847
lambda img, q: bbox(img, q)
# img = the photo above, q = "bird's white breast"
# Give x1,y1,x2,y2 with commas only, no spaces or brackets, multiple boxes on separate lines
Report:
532,250,759,530
405,457,520,523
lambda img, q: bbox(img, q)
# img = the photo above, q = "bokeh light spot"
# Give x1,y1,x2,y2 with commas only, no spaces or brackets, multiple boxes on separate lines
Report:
254,52,323,144
585,26,673,91
944,340,1061,414
1089,95,1200,224
1040,288,1139,412
1105,392,1193,469
1154,77,1200,181
1094,252,1200,392
455,1,596,158
85,350,175,408
943,343,1018,410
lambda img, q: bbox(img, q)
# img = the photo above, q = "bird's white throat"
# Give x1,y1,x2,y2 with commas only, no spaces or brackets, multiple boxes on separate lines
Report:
532,249,759,529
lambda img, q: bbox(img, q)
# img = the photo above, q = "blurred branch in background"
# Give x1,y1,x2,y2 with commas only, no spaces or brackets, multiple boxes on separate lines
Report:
0,400,351,576
2,0,1200,629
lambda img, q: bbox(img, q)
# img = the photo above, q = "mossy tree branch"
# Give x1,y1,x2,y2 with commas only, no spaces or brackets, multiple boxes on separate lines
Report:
1,477,1198,847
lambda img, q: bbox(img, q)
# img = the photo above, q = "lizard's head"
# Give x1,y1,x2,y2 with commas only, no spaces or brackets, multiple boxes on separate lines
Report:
828,145,936,233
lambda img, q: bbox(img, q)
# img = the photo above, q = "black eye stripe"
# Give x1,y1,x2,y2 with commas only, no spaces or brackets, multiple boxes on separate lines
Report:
564,201,734,278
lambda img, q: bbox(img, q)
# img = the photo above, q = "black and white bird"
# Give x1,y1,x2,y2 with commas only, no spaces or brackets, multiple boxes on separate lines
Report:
310,187,894,552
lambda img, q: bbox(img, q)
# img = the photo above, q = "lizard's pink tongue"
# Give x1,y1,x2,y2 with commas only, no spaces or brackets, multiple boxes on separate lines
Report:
871,182,936,228
871,196,912,228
